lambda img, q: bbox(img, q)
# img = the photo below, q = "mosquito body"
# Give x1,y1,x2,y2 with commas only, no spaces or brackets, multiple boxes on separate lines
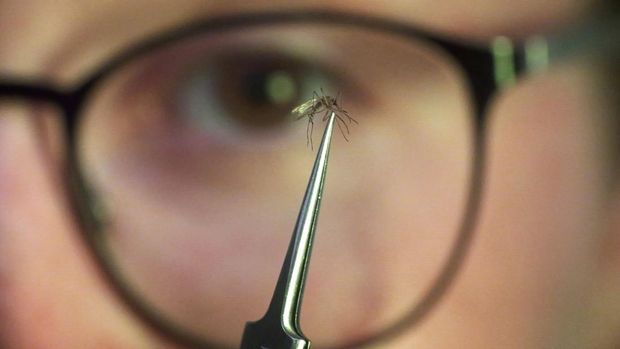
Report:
292,89,358,149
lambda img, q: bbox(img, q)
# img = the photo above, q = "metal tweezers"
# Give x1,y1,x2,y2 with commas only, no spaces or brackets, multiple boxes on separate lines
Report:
239,111,337,349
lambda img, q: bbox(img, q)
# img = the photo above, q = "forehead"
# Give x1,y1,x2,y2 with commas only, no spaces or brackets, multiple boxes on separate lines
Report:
0,0,595,81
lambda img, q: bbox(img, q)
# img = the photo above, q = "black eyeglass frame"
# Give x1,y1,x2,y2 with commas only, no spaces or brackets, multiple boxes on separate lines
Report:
0,10,529,349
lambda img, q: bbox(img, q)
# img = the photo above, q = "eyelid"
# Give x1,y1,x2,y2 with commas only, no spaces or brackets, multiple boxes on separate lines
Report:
165,29,375,103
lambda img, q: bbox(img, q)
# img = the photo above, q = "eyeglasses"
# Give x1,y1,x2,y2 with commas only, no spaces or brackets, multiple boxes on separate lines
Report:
0,9,617,349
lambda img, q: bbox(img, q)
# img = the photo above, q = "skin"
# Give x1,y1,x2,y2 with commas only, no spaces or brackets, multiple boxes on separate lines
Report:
1,1,619,349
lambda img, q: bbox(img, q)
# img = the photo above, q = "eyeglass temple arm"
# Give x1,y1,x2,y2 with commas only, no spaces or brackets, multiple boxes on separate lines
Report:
545,12,620,65
491,12,620,89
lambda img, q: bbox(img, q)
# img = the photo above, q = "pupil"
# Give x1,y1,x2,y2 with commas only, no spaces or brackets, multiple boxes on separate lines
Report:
266,71,297,105
216,68,301,130
244,70,298,107
208,52,320,132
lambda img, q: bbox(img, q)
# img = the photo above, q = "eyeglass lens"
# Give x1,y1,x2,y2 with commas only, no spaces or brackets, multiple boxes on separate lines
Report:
75,22,475,348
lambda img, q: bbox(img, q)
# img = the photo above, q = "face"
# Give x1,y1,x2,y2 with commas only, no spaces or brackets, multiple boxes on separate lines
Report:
1,1,619,349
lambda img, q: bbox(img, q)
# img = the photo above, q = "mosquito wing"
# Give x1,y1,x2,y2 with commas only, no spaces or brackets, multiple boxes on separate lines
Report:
292,99,317,119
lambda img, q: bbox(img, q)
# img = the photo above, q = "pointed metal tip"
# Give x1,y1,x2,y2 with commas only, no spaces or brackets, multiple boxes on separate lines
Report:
239,112,337,349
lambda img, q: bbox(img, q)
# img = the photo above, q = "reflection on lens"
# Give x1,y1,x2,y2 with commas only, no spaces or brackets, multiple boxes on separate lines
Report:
77,22,474,348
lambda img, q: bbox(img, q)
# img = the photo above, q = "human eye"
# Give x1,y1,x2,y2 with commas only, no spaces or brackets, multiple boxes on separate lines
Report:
177,47,342,145
84,27,364,156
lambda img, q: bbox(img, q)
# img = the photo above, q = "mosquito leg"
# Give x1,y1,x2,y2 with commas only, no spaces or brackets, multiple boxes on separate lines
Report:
309,118,315,150
322,108,331,122
335,116,350,142
336,113,350,134
306,117,311,148
344,113,358,125
336,107,358,125
347,114,359,125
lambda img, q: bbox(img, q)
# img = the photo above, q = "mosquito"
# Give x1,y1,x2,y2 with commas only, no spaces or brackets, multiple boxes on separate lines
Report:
291,89,358,149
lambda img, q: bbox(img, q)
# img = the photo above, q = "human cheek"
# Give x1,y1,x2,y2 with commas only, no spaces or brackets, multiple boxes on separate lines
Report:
430,63,609,349
0,106,169,349
481,64,608,348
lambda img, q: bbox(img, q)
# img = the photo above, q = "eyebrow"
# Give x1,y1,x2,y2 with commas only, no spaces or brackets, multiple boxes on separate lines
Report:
35,1,444,83
39,1,341,83
41,1,217,82
10,0,581,84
